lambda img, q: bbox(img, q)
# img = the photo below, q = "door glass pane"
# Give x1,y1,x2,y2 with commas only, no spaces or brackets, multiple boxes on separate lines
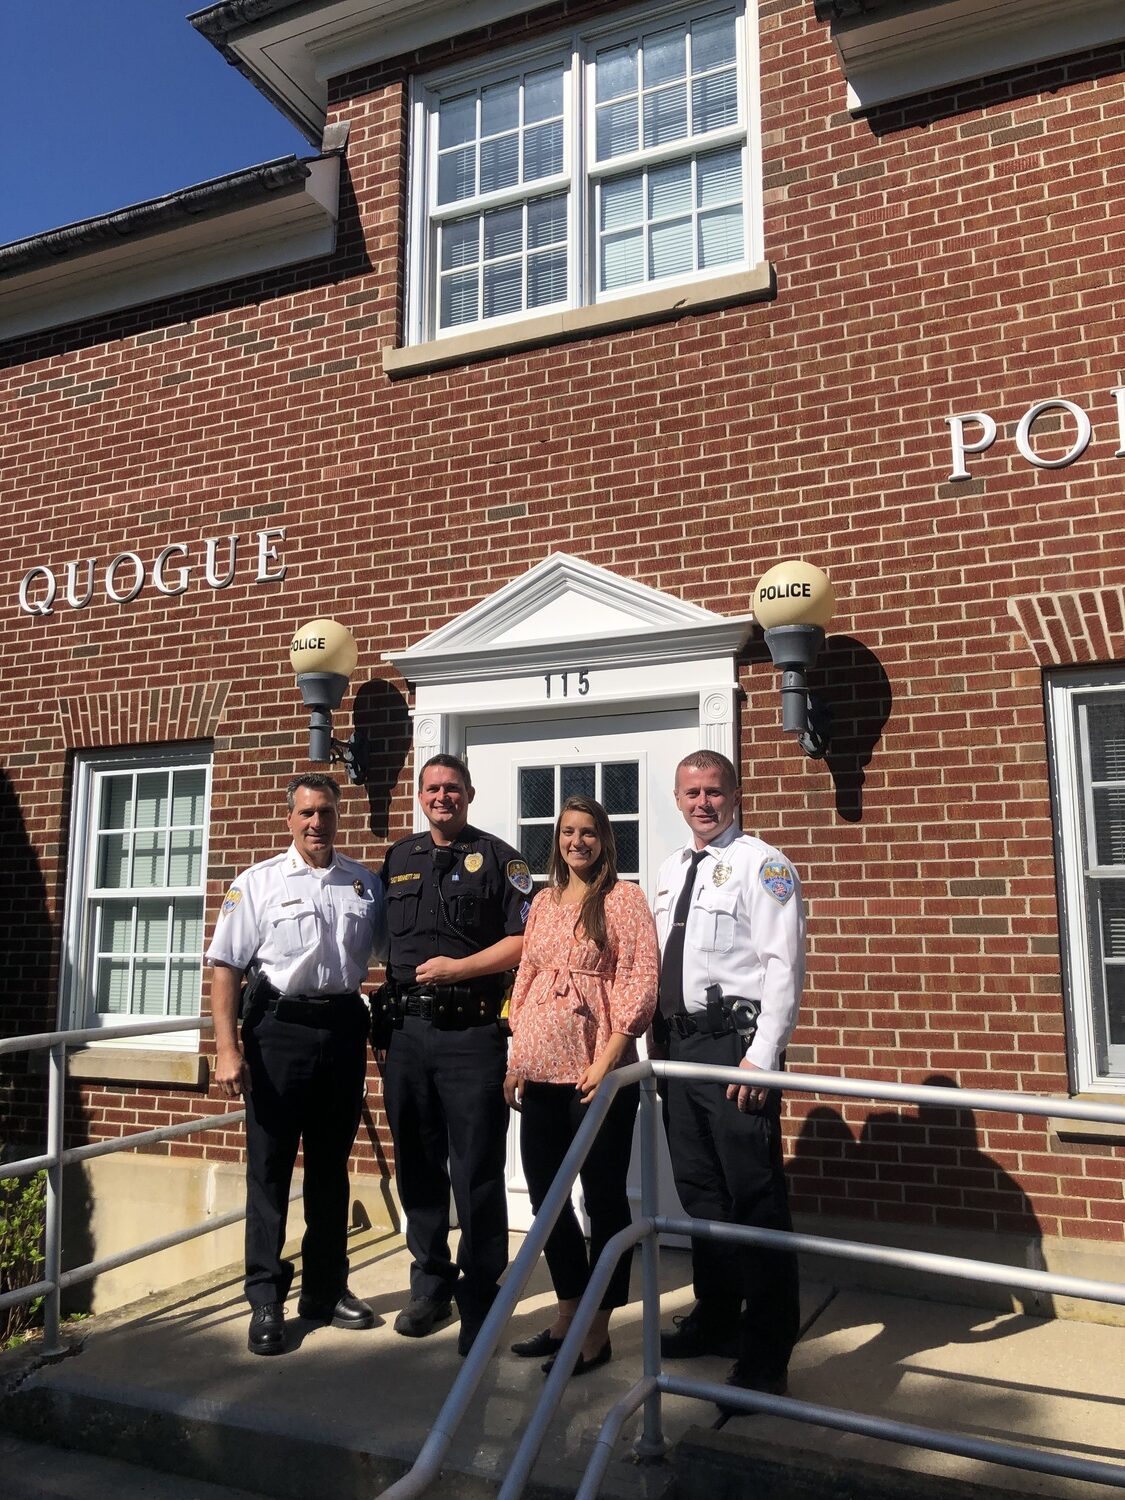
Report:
612,820,640,873
520,824,554,874
603,762,638,814
561,765,596,800
520,766,554,818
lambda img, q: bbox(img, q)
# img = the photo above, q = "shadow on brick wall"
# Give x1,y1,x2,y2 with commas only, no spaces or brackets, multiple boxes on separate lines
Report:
354,676,412,840
811,635,892,824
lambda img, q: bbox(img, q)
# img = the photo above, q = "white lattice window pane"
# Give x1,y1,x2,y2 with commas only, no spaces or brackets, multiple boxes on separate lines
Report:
98,777,131,832
692,10,736,70
173,899,204,953
168,830,202,886
1089,704,1125,780
171,769,206,826
526,66,564,122
169,961,202,1018
692,68,738,133
525,120,563,180
561,765,596,800
529,249,568,307
651,216,693,278
644,26,686,87
602,228,644,290
650,159,692,218
135,899,169,955
596,97,638,161
134,961,167,1017
699,203,743,266
644,83,688,148
1094,789,1125,866
528,194,567,246
484,259,524,319
95,959,130,1015
596,41,637,102
134,774,168,830
485,204,523,258
613,820,640,872
481,133,520,193
438,146,476,206
440,269,479,328
96,834,127,889
482,78,519,134
441,218,479,270
698,145,742,205
439,92,477,148
131,830,165,889
601,173,643,231
101,904,134,954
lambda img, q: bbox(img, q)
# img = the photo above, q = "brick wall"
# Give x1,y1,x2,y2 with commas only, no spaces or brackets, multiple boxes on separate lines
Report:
1,0,1122,1247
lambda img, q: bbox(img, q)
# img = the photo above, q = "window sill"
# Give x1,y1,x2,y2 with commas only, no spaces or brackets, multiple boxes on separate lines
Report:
56,1047,210,1090
1049,1094,1125,1145
383,263,776,378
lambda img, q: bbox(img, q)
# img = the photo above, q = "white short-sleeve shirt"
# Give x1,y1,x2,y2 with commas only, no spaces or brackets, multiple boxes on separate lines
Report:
653,823,805,1071
205,844,386,997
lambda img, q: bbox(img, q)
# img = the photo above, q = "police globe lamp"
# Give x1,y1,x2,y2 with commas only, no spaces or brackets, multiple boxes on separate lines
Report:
752,562,834,760
289,619,368,783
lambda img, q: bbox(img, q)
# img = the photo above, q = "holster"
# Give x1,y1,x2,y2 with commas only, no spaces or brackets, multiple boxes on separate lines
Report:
369,981,404,1050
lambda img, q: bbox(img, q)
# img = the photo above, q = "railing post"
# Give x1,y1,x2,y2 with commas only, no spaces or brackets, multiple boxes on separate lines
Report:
634,1069,667,1461
41,1040,67,1355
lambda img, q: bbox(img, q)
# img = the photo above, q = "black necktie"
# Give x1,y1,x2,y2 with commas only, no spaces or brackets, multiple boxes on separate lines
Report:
658,850,707,1019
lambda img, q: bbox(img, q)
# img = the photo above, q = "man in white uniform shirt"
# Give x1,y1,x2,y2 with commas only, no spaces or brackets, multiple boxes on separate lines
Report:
207,774,386,1355
653,750,804,1402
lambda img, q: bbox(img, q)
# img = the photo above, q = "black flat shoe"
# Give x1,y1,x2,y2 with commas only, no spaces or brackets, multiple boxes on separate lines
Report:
298,1289,375,1328
511,1328,565,1358
542,1340,611,1376
247,1302,285,1356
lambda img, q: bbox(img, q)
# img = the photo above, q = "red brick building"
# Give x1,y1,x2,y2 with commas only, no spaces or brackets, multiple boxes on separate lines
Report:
2,0,1123,1311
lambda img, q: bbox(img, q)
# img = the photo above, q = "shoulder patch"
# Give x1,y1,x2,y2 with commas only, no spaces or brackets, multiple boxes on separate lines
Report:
506,859,534,896
759,862,795,905
221,887,242,916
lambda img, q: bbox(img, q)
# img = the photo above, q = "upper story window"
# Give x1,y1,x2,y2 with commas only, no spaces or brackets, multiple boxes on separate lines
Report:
406,0,760,342
63,747,212,1048
1047,672,1125,1092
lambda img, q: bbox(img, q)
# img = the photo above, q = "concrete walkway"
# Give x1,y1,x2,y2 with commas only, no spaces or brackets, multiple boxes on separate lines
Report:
1,1229,1123,1499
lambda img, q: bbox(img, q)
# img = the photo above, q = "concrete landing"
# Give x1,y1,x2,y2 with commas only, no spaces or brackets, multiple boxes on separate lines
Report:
1,1230,1123,1499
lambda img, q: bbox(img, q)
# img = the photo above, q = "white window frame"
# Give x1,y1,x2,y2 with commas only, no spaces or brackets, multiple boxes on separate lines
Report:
1046,669,1125,1094
60,745,213,1052
405,0,762,344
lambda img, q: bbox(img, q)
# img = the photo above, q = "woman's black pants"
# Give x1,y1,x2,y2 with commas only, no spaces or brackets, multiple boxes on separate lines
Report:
519,1079,640,1311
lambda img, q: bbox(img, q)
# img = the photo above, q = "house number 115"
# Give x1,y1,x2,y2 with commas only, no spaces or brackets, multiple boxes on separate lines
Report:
544,671,590,699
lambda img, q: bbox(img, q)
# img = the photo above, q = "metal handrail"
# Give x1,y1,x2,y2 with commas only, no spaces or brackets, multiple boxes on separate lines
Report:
380,1062,1125,1499
0,1017,249,1349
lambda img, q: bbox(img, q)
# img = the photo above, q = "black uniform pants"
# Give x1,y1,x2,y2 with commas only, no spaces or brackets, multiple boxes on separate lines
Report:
664,1028,800,1378
519,1080,640,1311
383,1015,509,1317
241,1000,368,1309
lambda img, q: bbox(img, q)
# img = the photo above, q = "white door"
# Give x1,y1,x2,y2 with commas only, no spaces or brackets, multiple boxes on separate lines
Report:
465,707,693,1231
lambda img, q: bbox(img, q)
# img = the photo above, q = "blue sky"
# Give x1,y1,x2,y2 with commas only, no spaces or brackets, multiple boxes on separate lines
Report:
1,1,309,245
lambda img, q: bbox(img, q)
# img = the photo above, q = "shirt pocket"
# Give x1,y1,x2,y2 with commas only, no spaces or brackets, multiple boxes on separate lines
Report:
386,881,420,938
267,899,318,958
686,890,738,954
338,898,374,943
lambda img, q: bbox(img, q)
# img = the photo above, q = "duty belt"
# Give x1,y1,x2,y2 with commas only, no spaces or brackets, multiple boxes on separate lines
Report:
246,976,362,1026
669,986,761,1042
399,984,500,1028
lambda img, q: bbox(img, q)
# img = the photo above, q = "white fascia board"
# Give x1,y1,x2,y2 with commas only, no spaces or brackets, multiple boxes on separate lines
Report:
0,159,339,342
831,0,1125,113
218,0,567,141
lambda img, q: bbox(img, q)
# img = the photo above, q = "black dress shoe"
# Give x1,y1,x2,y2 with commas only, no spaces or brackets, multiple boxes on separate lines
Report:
542,1340,611,1376
393,1294,453,1338
717,1361,788,1415
660,1303,740,1359
248,1302,285,1356
511,1328,564,1358
297,1289,375,1328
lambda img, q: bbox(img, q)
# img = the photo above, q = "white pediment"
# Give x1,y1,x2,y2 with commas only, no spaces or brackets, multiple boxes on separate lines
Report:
387,552,753,685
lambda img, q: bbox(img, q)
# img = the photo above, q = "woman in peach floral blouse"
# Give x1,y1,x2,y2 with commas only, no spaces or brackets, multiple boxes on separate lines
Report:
503,794,659,1375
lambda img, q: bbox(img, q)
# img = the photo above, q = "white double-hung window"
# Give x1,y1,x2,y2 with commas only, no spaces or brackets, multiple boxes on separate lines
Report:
63,748,212,1048
1048,672,1125,1092
406,0,759,342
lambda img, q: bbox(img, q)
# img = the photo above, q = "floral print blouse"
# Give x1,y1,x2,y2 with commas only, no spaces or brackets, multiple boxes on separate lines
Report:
507,879,660,1085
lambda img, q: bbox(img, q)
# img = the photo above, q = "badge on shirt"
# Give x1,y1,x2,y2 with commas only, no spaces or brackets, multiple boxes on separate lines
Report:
712,864,731,887
221,887,242,916
464,852,484,874
353,880,365,896
760,862,795,904
507,859,534,895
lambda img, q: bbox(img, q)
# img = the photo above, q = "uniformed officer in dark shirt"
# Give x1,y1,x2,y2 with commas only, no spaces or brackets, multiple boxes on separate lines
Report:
376,753,528,1355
